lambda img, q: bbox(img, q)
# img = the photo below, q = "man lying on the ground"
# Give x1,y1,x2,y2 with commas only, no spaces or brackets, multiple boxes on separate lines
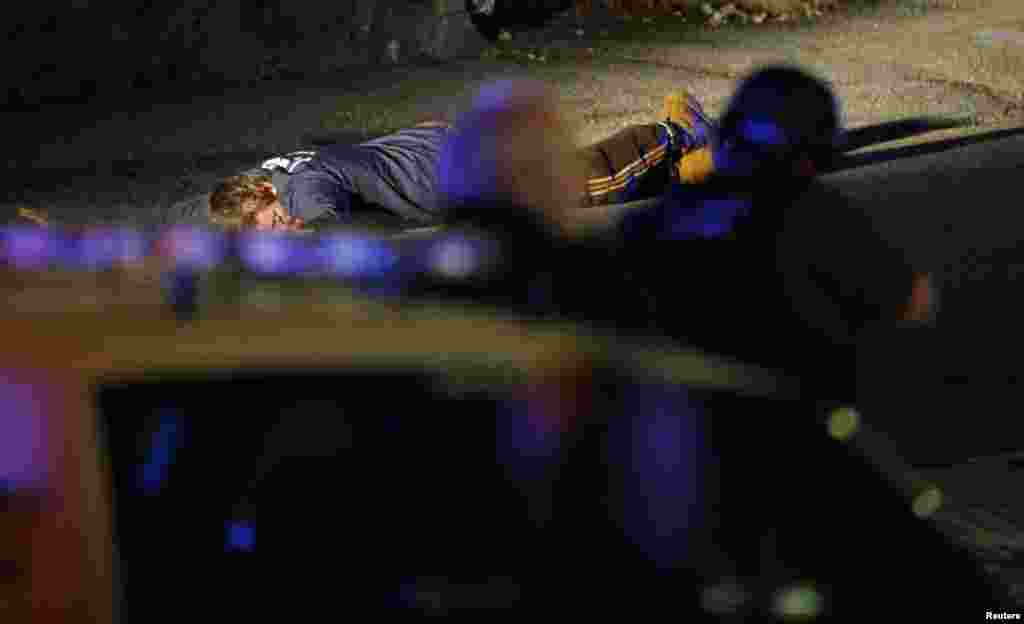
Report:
431,68,934,406
206,89,717,232
208,118,453,232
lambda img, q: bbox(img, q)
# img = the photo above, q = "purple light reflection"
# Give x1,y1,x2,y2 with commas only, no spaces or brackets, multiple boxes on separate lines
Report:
428,235,481,279
0,374,49,493
162,226,226,270
611,382,708,569
0,226,64,269
75,227,149,269
317,233,399,279
238,231,317,275
495,396,561,487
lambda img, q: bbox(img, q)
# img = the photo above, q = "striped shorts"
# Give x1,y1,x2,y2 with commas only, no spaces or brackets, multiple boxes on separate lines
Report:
580,123,677,208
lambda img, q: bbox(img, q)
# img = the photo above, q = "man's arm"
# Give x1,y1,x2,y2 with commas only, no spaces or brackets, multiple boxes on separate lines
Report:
278,160,353,225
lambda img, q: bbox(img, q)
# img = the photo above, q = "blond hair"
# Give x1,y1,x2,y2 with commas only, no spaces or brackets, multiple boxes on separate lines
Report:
208,172,276,230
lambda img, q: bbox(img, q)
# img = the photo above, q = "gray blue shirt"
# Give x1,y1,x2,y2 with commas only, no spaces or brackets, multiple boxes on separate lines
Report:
167,126,450,228
274,126,449,226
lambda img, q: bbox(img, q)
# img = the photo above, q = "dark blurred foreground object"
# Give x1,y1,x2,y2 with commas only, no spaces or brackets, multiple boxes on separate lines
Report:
427,66,932,412
0,489,41,620
92,348,1010,619
468,0,575,39
0,262,1009,620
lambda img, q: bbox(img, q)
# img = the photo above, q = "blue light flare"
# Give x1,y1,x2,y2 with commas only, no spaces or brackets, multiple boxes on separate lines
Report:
611,383,707,568
738,118,788,147
138,409,185,496
0,226,63,269
713,117,794,179
238,231,316,275
161,226,226,270
317,233,399,279
428,235,480,279
662,196,751,241
225,520,256,552
75,227,148,270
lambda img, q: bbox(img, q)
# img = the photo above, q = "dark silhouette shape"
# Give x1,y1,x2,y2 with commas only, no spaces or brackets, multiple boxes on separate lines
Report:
833,113,976,154
825,125,1024,173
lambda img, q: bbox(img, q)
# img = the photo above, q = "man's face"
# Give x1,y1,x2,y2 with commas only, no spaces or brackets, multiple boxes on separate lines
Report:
245,200,307,231
245,199,286,229
241,183,305,231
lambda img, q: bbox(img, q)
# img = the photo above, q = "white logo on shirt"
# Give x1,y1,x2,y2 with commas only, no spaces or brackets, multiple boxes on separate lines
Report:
261,151,317,174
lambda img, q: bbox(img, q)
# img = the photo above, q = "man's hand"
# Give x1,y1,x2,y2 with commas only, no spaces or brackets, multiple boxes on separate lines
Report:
272,214,308,232
244,201,311,233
